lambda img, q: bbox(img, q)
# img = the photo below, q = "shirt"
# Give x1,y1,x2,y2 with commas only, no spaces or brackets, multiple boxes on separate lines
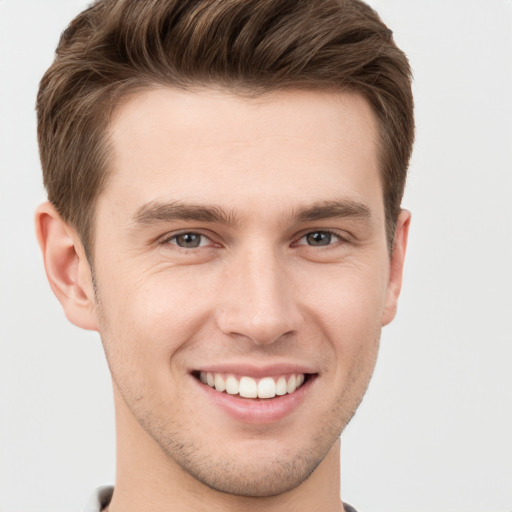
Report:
82,486,359,511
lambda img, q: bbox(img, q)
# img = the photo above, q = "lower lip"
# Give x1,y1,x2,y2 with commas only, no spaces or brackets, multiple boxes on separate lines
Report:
193,375,316,424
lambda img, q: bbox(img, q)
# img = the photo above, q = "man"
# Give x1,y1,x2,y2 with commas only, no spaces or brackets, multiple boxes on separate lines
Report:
35,0,414,510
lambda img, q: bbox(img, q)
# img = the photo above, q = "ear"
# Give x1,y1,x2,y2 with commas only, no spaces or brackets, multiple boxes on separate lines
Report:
381,209,411,326
35,202,99,331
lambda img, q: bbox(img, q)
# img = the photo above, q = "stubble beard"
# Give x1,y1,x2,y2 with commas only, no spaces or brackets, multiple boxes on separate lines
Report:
93,268,381,498
112,353,377,499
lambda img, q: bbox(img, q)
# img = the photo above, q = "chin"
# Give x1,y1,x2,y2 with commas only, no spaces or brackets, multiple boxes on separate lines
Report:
178,449,324,498
151,415,344,498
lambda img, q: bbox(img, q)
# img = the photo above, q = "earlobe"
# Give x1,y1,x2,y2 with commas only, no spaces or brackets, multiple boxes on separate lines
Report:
35,202,99,331
381,209,411,326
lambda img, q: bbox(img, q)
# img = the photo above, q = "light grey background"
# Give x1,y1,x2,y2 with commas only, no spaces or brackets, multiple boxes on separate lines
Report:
1,1,511,511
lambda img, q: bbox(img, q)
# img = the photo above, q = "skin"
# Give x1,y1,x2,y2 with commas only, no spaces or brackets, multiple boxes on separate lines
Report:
36,88,410,512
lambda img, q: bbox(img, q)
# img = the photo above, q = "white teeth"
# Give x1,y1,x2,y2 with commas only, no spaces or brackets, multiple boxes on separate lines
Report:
239,376,258,398
275,376,287,396
199,372,307,399
258,377,276,399
214,373,226,392
286,374,297,394
225,375,239,395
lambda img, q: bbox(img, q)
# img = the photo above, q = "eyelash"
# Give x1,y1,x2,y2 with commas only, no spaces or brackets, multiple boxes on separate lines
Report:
161,231,216,250
160,229,346,250
294,229,344,247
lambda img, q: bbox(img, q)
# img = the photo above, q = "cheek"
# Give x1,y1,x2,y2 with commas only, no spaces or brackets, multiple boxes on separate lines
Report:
302,259,388,326
300,262,386,370
95,267,215,367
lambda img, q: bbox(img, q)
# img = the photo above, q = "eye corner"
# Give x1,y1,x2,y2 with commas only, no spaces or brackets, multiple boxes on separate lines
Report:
293,229,345,248
158,229,225,252
158,231,201,249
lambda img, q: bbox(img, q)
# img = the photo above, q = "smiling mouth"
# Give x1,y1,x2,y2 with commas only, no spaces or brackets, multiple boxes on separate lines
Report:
192,371,312,399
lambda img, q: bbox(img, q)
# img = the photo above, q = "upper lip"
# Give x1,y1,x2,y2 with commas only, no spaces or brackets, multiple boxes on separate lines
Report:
190,362,317,378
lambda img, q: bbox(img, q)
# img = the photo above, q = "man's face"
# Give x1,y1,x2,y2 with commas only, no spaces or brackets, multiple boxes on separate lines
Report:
89,87,405,496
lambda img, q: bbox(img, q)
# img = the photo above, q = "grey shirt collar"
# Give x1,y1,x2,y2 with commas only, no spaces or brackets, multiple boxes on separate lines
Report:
82,485,358,512
82,486,114,512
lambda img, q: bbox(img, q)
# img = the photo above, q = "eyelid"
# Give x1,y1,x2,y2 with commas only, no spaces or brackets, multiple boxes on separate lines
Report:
293,229,346,246
157,228,350,249
160,230,218,248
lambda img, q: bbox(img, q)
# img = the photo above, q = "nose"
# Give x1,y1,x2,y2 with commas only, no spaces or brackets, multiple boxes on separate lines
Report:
216,245,304,345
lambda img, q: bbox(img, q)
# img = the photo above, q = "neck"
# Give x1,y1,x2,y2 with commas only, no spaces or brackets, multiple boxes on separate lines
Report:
109,391,345,512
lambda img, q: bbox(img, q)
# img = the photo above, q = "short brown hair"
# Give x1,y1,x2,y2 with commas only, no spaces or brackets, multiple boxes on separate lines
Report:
37,0,414,253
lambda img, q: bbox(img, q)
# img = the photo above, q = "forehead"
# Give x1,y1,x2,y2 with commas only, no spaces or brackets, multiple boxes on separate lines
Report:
103,86,383,222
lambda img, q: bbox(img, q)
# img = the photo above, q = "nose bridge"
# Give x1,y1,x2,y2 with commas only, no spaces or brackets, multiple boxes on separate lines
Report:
216,242,302,345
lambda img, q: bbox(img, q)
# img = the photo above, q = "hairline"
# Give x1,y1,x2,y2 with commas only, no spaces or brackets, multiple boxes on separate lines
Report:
80,81,398,264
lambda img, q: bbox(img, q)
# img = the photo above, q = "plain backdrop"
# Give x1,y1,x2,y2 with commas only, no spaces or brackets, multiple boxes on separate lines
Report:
1,1,511,511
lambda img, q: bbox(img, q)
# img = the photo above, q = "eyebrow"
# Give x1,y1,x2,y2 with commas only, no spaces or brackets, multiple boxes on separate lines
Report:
132,200,239,225
294,200,371,223
132,199,371,226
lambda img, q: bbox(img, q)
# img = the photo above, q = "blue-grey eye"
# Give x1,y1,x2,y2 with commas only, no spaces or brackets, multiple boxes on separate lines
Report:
173,233,204,248
306,231,332,246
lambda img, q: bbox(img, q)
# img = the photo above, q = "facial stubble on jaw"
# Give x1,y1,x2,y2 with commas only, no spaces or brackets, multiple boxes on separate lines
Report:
111,342,379,499
170,369,373,497
89,260,381,498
